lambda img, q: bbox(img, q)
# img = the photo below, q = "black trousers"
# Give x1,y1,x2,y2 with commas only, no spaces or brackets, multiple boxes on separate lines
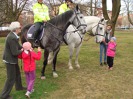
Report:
33,22,43,40
0,64,23,99
107,56,114,68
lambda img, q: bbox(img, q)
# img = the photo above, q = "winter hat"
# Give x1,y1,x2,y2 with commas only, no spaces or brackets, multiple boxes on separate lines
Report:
9,21,21,31
23,42,32,51
111,37,116,42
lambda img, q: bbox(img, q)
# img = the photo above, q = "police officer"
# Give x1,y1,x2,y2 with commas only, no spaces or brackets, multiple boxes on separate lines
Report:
58,0,73,15
31,0,50,45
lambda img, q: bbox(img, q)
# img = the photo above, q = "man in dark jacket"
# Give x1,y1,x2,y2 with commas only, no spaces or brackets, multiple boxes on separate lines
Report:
0,21,25,99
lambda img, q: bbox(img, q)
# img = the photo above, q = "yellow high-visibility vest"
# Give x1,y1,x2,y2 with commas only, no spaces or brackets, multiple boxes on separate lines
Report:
33,3,50,23
58,3,70,15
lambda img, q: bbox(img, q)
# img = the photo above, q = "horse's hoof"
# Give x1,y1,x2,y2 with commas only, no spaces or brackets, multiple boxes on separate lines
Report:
76,64,80,69
48,60,52,64
41,76,46,80
69,66,73,70
53,72,58,78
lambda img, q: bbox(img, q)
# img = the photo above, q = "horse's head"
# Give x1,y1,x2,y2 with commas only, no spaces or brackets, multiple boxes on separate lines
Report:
69,5,87,34
95,18,107,43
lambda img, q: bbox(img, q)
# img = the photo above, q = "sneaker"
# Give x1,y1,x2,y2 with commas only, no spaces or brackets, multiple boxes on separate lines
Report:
31,89,34,93
25,91,31,98
109,67,113,70
104,62,107,65
100,63,103,66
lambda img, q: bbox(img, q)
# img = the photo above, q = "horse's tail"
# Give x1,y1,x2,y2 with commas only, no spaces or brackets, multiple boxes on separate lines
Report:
20,24,33,44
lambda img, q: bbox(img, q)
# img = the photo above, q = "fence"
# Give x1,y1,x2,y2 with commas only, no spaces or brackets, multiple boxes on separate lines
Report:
0,30,10,37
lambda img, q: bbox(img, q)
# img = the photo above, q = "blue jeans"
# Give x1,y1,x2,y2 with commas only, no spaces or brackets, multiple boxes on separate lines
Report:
100,43,107,63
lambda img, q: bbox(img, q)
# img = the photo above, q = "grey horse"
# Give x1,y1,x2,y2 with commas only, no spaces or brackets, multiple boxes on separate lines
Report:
20,5,87,79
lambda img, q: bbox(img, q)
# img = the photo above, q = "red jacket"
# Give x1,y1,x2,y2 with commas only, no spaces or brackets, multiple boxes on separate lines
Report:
18,50,41,72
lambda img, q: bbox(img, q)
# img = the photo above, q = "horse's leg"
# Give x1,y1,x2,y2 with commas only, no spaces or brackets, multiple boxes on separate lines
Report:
41,50,49,80
68,44,74,70
75,44,82,68
48,52,53,64
52,48,60,78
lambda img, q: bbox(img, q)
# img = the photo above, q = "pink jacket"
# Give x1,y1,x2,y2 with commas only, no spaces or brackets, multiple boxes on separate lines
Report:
18,51,41,72
107,42,117,57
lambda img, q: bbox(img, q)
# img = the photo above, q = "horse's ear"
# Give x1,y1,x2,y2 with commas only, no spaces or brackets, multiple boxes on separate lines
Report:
76,5,79,11
100,18,104,22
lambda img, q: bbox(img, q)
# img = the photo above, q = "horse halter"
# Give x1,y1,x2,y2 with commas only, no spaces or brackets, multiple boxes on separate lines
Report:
70,10,87,31
95,20,106,43
95,20,105,36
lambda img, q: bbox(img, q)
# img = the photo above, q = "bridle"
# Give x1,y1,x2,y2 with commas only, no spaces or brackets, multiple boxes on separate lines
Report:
46,10,87,34
90,20,105,36
95,20,106,42
70,10,87,31
95,21,105,36
85,19,106,42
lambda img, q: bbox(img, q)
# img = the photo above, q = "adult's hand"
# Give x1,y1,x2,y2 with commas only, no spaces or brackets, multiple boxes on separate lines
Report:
44,20,47,22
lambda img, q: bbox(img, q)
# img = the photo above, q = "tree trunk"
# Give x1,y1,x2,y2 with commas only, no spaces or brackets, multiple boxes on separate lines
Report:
102,0,110,20
127,12,133,25
102,0,121,36
90,0,93,16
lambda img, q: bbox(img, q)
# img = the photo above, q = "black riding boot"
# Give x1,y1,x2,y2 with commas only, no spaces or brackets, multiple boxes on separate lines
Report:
31,22,42,47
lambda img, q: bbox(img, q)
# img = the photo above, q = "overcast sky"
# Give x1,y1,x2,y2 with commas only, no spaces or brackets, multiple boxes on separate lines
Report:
73,0,112,10
107,0,112,10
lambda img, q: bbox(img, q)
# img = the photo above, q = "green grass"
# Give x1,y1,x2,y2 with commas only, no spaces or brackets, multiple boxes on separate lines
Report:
0,31,133,99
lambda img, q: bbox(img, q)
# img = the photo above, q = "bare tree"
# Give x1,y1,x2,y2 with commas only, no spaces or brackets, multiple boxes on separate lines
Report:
122,0,133,25
102,0,121,35
77,0,102,16
0,0,29,26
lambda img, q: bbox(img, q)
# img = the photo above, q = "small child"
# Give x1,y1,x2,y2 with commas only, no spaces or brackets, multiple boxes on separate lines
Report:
107,37,117,70
18,42,41,98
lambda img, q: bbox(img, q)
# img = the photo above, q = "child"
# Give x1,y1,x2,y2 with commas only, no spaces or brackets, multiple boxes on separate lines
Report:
107,37,117,70
18,42,41,98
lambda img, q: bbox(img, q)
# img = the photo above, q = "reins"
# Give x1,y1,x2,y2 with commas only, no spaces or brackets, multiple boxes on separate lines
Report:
46,22,64,32
83,32,93,41
64,25,85,47
83,20,105,41
44,10,86,44
46,22,80,35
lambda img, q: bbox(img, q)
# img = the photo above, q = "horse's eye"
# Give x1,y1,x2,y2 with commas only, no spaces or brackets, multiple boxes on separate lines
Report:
100,27,102,30
80,16,83,18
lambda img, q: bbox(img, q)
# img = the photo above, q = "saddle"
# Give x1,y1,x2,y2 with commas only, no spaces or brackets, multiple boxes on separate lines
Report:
27,24,44,41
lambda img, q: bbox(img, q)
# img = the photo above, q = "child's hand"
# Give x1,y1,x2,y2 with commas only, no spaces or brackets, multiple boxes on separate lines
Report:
38,47,41,52
30,48,33,51
21,48,24,51
102,38,105,42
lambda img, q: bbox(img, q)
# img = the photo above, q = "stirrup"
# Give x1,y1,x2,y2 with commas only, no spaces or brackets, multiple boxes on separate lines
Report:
35,39,38,43
33,40,39,48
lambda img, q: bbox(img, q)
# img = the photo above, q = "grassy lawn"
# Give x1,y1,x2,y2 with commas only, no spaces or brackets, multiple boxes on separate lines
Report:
0,31,133,99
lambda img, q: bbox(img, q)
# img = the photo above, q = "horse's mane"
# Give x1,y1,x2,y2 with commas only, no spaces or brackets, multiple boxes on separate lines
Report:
48,10,74,25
